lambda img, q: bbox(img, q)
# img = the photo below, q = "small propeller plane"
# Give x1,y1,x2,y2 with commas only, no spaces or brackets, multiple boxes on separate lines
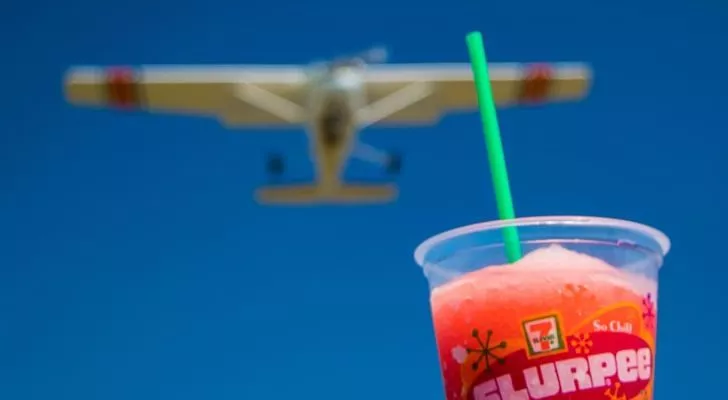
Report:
63,48,592,205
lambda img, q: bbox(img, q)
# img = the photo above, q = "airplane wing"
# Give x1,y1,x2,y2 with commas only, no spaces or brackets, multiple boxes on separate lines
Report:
361,63,592,125
63,65,310,127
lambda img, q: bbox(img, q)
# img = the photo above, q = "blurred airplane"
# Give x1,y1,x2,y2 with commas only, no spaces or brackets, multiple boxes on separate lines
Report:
63,47,592,206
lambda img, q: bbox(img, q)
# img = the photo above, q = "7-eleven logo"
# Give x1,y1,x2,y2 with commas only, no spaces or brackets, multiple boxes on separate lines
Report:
522,314,567,358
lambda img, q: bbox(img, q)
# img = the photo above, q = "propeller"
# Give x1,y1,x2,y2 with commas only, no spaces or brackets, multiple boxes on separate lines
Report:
358,46,389,64
309,46,389,71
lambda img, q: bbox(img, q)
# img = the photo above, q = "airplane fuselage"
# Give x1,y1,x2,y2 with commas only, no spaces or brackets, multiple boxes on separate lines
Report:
305,64,366,190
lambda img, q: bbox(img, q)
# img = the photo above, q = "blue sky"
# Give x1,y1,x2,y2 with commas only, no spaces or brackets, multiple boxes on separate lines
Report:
1,0,726,399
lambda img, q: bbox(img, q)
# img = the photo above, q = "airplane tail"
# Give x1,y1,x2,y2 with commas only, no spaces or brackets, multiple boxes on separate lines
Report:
255,183,397,205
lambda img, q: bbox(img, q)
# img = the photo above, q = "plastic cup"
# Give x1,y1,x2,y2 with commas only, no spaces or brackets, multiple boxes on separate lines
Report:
414,216,670,400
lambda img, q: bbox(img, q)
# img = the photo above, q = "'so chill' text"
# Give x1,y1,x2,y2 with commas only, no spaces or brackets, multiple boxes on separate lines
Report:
592,319,634,334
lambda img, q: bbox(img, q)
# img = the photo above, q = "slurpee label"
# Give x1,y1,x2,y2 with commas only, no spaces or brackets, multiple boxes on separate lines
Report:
430,246,658,400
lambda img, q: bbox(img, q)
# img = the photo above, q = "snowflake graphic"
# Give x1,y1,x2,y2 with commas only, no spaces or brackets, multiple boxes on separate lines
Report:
642,293,656,330
569,333,594,354
563,283,596,303
604,382,627,400
465,328,507,373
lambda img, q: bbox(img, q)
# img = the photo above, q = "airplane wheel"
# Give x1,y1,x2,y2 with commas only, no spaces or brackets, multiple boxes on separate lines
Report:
386,152,402,174
266,153,285,176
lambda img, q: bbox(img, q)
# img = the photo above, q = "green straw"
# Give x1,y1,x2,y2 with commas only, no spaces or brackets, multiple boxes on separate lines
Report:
465,31,523,263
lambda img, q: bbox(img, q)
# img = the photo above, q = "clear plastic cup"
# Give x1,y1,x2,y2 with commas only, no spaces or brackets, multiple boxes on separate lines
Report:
414,216,670,400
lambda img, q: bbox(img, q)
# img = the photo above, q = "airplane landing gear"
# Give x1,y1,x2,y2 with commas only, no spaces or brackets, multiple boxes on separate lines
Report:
266,153,285,176
353,142,402,175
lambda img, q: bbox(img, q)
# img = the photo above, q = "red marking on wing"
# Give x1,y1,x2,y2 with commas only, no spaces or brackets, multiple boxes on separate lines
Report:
520,64,553,103
106,67,137,108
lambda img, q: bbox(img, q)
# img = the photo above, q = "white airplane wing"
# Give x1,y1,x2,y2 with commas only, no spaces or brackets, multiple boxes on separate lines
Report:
63,65,309,127
361,63,592,125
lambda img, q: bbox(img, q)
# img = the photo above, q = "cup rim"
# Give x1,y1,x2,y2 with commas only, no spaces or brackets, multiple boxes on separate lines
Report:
414,215,671,266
